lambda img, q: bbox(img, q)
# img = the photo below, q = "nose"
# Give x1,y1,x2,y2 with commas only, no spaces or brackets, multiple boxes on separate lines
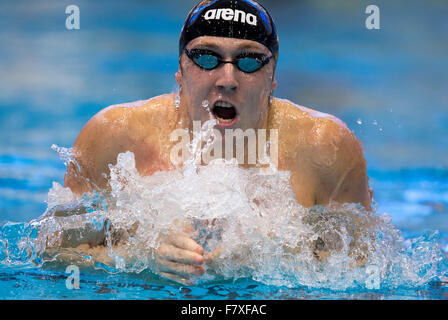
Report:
215,62,238,93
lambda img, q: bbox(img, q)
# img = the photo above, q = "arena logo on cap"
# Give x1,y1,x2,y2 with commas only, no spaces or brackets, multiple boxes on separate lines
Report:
203,8,257,26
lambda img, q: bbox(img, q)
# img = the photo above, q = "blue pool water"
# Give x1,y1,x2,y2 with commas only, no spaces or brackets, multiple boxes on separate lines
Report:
1,0,448,299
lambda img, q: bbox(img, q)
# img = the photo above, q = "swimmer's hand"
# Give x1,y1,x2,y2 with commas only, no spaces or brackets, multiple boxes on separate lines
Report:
155,222,206,286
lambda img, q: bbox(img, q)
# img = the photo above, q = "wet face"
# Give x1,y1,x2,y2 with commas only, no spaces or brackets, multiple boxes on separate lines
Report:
175,36,277,132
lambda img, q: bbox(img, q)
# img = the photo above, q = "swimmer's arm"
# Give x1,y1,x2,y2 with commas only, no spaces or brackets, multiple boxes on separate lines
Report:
39,195,132,252
328,130,372,211
331,157,372,211
47,199,94,218
54,105,149,247
38,212,206,284
36,217,136,270
38,244,115,270
33,213,111,269
313,120,372,211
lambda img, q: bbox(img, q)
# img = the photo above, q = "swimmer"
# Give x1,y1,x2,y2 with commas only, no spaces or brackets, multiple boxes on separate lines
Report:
46,0,372,285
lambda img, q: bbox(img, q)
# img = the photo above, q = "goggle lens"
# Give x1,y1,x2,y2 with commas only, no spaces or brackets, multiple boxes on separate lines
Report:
186,49,270,73
195,54,219,70
237,57,262,73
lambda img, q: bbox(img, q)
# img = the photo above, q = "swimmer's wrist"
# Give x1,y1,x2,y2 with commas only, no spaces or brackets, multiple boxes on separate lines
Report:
48,202,89,217
46,191,112,217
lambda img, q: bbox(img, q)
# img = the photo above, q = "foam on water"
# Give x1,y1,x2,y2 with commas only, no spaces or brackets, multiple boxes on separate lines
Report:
1,119,447,291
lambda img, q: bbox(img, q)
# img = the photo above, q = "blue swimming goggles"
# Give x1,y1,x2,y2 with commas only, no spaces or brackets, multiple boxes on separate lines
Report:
185,48,273,73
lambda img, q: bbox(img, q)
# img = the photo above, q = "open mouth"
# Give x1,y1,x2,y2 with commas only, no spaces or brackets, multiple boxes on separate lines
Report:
212,101,238,126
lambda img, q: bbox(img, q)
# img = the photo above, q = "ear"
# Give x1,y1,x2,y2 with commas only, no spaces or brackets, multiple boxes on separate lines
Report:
175,56,183,86
271,78,277,92
175,68,182,86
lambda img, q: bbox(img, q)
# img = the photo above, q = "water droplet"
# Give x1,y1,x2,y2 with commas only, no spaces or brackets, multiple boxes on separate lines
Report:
174,95,181,109
357,119,362,125
202,100,209,109
373,120,378,126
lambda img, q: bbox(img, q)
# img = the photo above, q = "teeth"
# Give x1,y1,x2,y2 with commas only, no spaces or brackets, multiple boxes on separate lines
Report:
213,101,236,123
216,116,234,123
215,101,234,108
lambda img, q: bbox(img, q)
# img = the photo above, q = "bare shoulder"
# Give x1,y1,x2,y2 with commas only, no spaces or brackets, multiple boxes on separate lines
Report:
66,93,177,194
270,97,363,168
82,93,175,130
74,93,176,146
270,97,371,209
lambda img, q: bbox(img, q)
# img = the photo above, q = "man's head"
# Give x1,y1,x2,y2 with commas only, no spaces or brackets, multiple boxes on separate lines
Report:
175,0,279,131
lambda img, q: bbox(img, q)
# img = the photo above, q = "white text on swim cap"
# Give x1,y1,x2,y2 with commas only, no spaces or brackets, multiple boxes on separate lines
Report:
204,9,257,26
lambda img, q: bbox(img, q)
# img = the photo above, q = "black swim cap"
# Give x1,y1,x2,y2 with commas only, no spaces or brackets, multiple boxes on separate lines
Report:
179,0,279,60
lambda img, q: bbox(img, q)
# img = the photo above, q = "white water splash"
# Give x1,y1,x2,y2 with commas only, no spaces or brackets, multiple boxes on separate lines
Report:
2,121,447,291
